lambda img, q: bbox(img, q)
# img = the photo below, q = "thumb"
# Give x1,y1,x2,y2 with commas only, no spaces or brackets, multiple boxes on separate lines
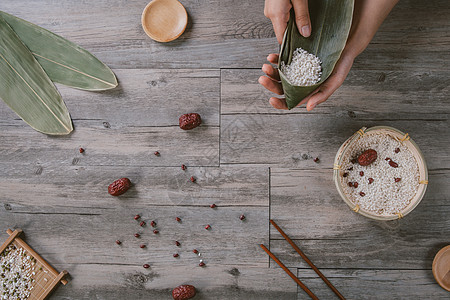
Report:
292,0,311,37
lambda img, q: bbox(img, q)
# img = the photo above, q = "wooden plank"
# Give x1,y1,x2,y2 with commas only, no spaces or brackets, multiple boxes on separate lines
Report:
295,269,449,299
0,68,219,126
221,69,450,115
0,165,268,212
0,68,220,166
220,114,450,169
0,206,268,267
269,168,450,269
0,121,219,167
45,264,297,299
0,0,447,68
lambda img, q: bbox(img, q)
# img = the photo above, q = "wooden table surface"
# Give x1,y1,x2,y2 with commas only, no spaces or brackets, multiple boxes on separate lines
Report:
1,0,449,299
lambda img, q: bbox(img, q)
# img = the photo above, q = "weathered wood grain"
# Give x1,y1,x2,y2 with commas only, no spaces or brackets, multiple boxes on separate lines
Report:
269,168,450,269
45,264,297,300
295,269,449,299
0,0,448,69
0,206,268,267
220,114,450,169
0,165,268,211
0,120,219,167
221,69,450,115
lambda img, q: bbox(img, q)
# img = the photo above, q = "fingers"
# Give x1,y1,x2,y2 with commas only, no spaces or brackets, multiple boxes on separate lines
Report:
270,17,289,44
258,76,283,95
264,0,291,44
269,97,289,110
292,0,311,37
305,75,344,111
262,64,280,81
267,54,279,65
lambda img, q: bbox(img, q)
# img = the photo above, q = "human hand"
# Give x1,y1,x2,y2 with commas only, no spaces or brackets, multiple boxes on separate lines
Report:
264,0,312,44
258,50,355,111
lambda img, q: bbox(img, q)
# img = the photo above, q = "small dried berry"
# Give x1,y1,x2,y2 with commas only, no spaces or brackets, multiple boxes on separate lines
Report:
348,166,354,171
175,241,181,246
143,264,150,269
181,164,187,170
359,171,364,176
240,214,246,221
140,221,146,227
368,178,374,184
153,229,159,234
173,253,179,258
154,151,160,156
140,244,146,248
134,233,140,238
385,157,391,161
351,158,357,164
357,149,378,166
205,225,211,230
134,214,141,220
389,160,399,168
353,182,359,188
179,113,202,130
79,148,84,153
313,157,320,163
348,182,353,187
343,172,349,178
150,221,157,227
172,285,196,300
210,204,216,208
190,176,196,183
394,178,402,182
176,217,181,222
115,240,121,245
193,249,198,254
108,178,131,196
199,262,205,267
359,192,366,197
395,148,400,153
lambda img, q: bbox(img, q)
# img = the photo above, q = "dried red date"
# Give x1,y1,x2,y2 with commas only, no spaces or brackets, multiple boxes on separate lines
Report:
179,113,202,130
359,171,364,176
357,149,378,166
172,285,196,300
353,182,359,188
368,178,374,184
108,178,131,196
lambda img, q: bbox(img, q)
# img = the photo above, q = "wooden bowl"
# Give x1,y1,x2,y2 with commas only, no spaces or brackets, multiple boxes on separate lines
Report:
432,245,450,291
141,0,188,42
333,126,428,221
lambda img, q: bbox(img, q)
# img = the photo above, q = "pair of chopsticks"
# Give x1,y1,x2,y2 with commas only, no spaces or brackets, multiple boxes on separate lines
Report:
260,220,345,300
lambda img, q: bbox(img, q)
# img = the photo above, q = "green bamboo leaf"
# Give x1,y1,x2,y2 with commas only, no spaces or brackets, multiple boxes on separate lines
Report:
0,11,117,91
0,15,72,135
278,0,354,109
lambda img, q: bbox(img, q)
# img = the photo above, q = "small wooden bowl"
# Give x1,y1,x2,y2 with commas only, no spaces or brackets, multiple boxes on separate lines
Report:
432,245,450,291
141,0,188,42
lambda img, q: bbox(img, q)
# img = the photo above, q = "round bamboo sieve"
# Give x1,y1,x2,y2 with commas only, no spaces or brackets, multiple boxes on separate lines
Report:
333,126,428,221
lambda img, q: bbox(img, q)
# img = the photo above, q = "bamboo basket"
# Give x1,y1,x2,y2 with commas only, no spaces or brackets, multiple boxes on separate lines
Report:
333,126,428,220
0,229,68,299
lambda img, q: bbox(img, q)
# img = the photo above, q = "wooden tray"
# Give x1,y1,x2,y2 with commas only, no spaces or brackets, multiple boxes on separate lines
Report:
0,229,68,299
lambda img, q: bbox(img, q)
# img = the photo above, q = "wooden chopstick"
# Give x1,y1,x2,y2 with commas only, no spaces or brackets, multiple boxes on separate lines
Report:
260,244,319,300
270,219,346,300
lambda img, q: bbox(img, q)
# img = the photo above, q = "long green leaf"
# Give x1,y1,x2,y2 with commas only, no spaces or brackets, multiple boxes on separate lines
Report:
0,15,72,135
0,11,117,91
278,0,354,109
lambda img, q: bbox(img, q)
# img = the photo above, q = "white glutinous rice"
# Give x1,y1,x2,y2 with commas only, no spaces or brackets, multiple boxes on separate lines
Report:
280,47,322,86
339,133,420,216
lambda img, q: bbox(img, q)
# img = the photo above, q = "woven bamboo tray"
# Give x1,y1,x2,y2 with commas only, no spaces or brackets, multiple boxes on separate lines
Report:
0,229,68,299
333,126,428,220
